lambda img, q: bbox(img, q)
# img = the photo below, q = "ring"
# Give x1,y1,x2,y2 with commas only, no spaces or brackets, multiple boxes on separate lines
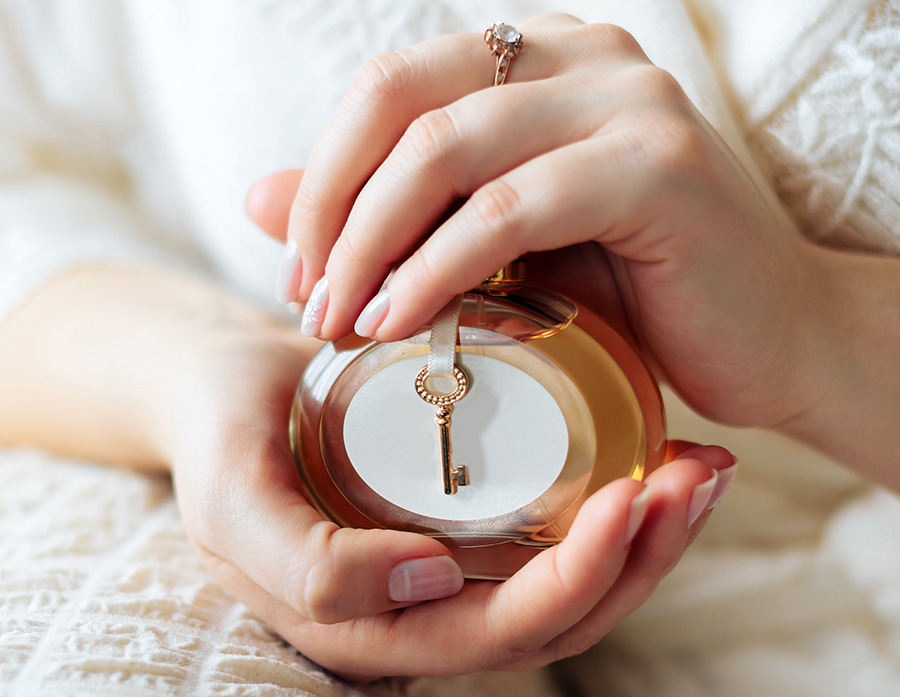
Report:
484,22,523,86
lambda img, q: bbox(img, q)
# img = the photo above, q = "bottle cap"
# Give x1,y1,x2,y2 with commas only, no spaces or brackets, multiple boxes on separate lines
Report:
479,260,526,293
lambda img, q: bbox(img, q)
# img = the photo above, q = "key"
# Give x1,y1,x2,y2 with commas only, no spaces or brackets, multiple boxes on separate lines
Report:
415,365,470,495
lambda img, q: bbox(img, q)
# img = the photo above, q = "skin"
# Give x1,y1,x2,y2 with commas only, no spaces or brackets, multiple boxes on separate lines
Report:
277,14,900,488
0,29,738,672
2,10,895,681
0,263,735,678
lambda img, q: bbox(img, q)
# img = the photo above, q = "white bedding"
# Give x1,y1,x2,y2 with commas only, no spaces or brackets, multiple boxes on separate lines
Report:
4,394,900,696
0,450,559,696
2,0,900,694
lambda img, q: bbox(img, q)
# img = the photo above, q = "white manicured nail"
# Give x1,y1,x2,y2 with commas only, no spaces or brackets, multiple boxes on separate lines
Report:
625,486,651,544
354,289,390,337
301,276,329,336
687,470,719,526
705,462,738,511
388,556,464,602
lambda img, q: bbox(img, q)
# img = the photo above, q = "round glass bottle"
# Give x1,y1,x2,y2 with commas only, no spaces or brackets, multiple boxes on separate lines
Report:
290,263,666,579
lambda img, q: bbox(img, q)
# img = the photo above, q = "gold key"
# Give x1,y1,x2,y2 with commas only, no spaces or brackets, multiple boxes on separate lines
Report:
414,365,470,495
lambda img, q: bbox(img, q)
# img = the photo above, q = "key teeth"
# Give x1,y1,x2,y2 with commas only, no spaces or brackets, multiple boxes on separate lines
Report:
444,466,469,496
453,465,469,487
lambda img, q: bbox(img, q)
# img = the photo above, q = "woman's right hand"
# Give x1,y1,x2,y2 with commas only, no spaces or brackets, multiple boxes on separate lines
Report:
269,15,831,440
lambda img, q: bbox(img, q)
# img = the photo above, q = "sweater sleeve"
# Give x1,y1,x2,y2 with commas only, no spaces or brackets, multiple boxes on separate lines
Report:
0,1,188,322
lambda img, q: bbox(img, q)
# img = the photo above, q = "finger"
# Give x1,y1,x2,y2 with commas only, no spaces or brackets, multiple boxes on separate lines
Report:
666,439,703,460
677,445,739,541
180,434,463,625
247,169,306,304
355,135,635,340
319,77,605,339
287,33,542,302
192,548,393,682
480,476,647,654
246,169,304,241
281,455,722,676
532,446,737,664
315,14,597,333
269,477,648,676
288,22,647,304
356,79,707,343
214,445,733,677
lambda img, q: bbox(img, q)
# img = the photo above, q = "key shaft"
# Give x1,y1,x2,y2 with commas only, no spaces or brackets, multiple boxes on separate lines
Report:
436,406,468,495
415,365,470,496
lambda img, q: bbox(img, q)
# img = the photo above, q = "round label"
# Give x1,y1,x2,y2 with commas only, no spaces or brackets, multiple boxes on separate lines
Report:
343,354,570,521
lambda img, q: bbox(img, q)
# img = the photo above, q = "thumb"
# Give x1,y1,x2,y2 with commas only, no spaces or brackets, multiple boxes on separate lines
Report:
246,168,304,241
205,478,464,624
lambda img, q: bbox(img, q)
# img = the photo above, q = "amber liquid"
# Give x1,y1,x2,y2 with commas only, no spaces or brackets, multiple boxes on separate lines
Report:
291,289,665,580
446,303,664,578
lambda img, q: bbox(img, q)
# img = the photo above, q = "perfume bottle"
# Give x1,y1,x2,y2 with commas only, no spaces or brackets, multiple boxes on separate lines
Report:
290,262,666,580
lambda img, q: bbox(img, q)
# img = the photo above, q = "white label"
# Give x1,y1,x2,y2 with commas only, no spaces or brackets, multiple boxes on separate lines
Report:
343,354,569,521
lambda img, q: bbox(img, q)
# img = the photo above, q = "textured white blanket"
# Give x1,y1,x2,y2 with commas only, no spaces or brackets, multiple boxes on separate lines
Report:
2,0,900,694
4,392,900,695
0,451,558,696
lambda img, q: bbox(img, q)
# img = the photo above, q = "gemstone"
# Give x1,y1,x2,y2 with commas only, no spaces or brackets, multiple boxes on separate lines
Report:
496,23,520,43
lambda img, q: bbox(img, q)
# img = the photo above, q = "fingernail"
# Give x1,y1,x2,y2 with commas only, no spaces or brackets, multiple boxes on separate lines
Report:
354,289,390,337
625,486,651,545
705,461,738,511
687,470,719,526
275,238,301,304
301,276,329,336
388,556,464,603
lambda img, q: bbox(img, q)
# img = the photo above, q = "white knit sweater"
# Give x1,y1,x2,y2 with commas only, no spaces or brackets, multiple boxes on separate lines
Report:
2,1,899,695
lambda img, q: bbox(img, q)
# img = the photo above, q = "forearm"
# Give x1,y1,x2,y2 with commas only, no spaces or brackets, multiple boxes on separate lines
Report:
0,266,303,470
780,245,900,488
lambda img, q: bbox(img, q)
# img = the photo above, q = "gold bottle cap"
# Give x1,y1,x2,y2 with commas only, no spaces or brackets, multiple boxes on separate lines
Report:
479,260,526,293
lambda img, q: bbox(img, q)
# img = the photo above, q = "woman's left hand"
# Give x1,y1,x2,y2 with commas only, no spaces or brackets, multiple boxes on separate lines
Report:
265,13,830,435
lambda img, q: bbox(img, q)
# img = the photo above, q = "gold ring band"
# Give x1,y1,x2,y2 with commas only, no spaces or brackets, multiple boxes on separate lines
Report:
484,22,524,86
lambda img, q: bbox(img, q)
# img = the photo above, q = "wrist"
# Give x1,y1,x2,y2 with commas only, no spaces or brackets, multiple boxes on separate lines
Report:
0,265,311,471
150,282,314,467
760,241,837,432
770,244,881,459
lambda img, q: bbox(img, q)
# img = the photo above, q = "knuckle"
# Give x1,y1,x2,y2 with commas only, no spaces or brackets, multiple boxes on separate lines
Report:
487,629,544,669
529,11,583,26
582,23,644,56
402,245,441,293
615,72,706,187
482,617,543,669
543,633,601,664
353,48,419,102
291,520,347,624
500,643,542,667
468,179,523,240
289,181,325,235
642,118,708,182
328,227,362,271
631,65,688,105
632,546,684,588
400,107,460,167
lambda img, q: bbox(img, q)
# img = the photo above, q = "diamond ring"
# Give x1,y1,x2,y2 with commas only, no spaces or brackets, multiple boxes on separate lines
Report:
484,22,523,86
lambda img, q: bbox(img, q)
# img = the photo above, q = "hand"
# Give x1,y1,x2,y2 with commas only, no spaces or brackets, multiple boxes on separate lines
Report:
0,237,740,682
245,173,739,680
270,13,830,434
170,331,736,678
